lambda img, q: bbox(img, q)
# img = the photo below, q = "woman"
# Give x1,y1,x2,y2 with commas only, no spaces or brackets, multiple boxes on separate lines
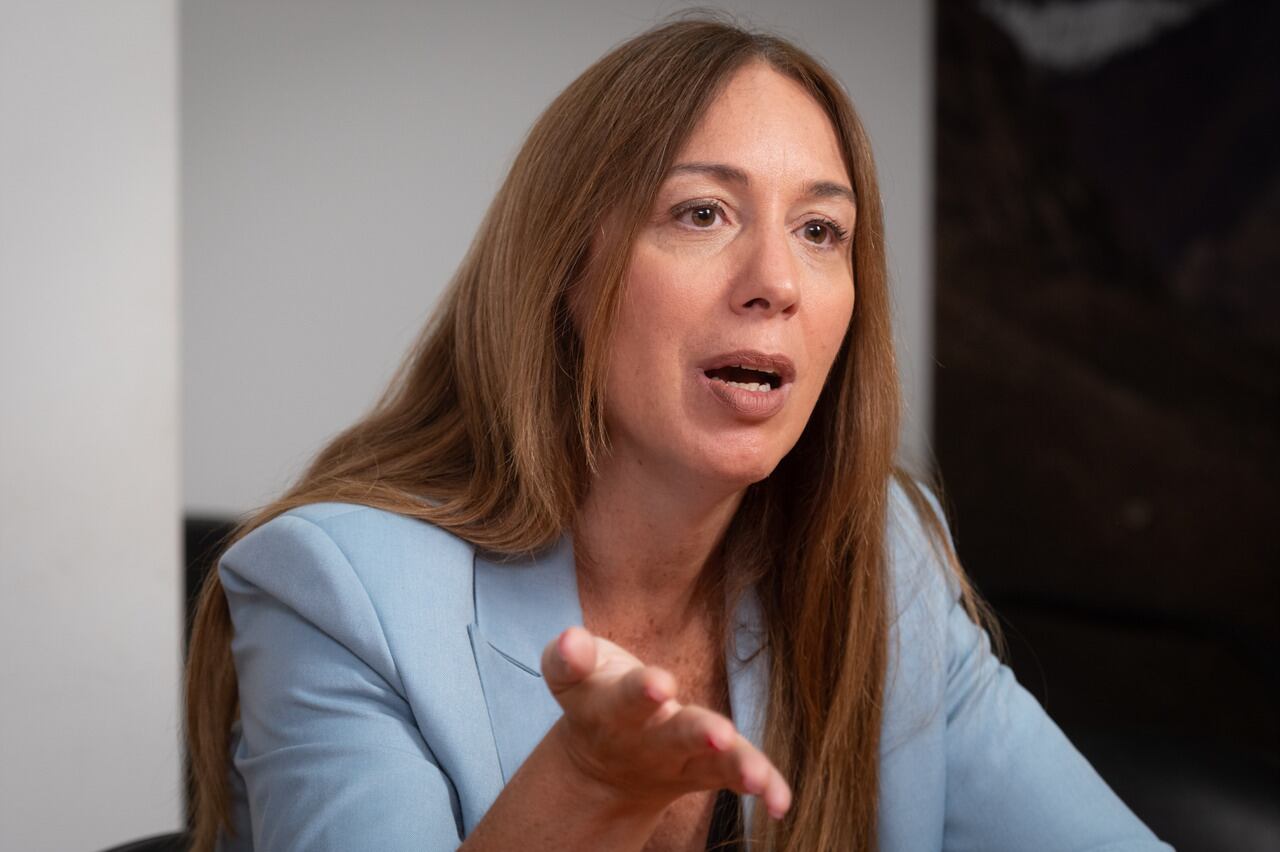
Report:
185,15,1172,852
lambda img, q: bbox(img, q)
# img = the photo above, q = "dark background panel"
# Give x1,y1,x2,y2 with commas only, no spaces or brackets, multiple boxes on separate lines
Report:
933,1,1279,848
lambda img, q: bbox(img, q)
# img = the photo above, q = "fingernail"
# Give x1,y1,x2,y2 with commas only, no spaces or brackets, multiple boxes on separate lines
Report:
645,684,665,703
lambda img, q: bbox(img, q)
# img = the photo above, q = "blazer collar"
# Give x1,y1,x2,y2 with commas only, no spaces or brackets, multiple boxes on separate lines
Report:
468,532,769,833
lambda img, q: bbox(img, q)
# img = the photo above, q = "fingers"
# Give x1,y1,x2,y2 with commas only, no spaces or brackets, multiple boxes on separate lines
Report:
683,749,791,820
655,703,736,755
610,664,679,727
743,758,792,821
539,626,792,821
670,707,792,820
541,626,596,695
543,627,679,727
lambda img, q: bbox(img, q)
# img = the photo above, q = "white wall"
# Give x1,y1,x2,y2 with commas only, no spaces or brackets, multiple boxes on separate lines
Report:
0,3,183,851
183,0,934,516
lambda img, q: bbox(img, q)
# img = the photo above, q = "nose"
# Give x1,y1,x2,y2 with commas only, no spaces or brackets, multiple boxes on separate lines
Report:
729,222,800,318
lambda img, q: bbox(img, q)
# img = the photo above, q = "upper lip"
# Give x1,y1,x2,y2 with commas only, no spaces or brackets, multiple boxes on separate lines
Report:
698,350,796,384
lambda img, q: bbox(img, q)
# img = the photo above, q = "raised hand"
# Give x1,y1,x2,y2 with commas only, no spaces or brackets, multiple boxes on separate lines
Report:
539,625,792,821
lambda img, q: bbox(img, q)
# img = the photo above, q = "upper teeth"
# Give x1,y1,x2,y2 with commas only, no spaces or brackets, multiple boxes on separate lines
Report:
733,363,778,376
712,363,779,392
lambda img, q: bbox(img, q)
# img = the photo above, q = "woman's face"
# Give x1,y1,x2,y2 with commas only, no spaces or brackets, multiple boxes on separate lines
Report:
600,61,857,491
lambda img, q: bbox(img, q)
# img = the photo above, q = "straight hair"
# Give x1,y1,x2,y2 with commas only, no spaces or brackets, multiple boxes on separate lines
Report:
185,12,1002,851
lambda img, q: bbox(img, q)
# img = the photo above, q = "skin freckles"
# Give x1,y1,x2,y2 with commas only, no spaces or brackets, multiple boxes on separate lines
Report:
567,61,854,843
602,60,857,494
572,59,858,633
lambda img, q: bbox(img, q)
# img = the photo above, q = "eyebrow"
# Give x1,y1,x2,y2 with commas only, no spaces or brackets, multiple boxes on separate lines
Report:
666,161,857,206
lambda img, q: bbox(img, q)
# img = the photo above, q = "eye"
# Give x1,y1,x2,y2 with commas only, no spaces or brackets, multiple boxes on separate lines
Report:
801,218,851,248
673,200,727,229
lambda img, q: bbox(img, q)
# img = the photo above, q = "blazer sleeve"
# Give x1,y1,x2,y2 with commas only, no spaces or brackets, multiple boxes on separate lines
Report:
918,489,1175,852
220,513,463,851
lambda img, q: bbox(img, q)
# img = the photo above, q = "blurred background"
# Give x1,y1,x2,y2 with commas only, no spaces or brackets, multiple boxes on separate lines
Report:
1,1,1274,850
933,2,1277,849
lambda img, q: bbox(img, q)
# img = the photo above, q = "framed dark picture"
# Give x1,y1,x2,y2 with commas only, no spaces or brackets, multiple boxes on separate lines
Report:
933,1,1278,840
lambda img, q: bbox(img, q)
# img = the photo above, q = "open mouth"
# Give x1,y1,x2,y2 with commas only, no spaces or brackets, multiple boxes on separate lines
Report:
703,364,783,391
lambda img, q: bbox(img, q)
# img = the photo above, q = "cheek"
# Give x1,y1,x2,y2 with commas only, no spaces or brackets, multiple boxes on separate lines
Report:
603,261,701,421
821,290,855,361
800,287,855,400
614,251,708,367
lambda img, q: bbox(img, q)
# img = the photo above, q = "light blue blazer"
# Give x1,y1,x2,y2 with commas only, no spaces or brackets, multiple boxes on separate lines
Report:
216,480,1173,851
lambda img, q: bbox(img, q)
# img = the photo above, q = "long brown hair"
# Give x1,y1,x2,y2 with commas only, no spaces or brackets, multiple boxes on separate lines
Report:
185,11,1003,851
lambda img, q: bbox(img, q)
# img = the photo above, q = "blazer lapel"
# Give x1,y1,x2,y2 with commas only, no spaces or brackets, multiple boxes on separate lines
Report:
467,532,771,835
468,533,582,783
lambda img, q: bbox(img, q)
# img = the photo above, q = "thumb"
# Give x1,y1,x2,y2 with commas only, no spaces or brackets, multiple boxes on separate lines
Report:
541,626,597,696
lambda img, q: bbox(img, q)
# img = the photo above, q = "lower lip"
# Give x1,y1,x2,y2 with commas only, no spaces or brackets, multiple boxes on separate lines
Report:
698,372,790,420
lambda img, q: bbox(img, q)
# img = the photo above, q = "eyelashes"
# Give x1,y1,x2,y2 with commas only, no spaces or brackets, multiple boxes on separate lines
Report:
671,199,851,248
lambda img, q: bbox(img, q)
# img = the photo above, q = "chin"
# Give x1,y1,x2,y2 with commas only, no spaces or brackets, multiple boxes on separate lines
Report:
694,443,785,488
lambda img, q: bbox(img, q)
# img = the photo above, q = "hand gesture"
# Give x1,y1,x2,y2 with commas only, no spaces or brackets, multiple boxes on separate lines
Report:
540,625,791,821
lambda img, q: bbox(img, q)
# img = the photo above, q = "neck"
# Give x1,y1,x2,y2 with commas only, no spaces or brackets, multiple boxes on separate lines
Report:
572,448,746,642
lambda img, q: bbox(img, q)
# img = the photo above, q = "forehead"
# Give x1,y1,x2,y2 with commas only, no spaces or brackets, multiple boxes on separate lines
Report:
670,61,848,184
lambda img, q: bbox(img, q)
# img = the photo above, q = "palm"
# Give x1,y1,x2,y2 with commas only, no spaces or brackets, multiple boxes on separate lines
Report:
540,626,789,819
